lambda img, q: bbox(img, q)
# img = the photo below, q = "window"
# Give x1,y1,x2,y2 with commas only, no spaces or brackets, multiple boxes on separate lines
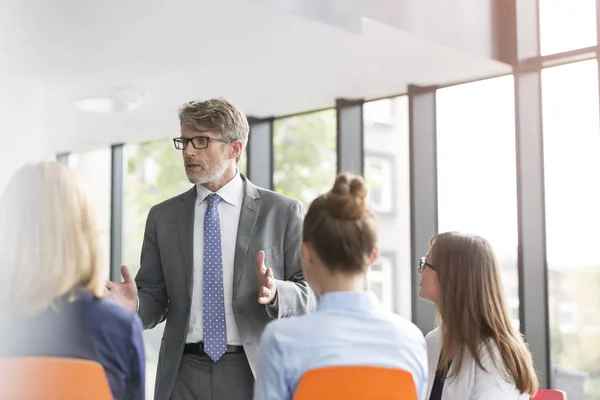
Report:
507,288,520,329
364,154,394,214
558,299,577,334
67,148,112,279
239,148,248,177
542,59,600,399
122,138,190,399
363,98,396,125
367,255,394,312
122,140,190,276
436,75,520,328
273,109,337,208
539,0,597,55
363,96,411,318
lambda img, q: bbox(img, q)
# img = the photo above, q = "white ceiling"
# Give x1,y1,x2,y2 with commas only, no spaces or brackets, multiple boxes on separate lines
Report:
0,0,511,153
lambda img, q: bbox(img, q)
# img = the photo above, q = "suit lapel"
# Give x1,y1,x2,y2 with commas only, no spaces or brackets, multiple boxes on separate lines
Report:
233,176,261,298
177,186,197,299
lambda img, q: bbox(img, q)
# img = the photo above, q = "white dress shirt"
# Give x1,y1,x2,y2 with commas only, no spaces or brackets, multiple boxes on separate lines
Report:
186,172,244,345
425,328,529,400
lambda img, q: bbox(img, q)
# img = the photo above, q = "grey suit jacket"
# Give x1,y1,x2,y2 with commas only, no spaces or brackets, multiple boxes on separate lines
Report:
135,175,315,400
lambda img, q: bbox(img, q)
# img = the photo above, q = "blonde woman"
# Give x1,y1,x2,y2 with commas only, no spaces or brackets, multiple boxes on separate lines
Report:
418,232,538,400
0,161,145,400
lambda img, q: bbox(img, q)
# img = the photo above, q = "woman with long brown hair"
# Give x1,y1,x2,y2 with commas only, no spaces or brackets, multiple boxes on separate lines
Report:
418,231,538,400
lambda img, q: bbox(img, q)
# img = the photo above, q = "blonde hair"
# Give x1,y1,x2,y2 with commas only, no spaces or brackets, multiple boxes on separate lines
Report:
430,232,538,396
0,161,105,317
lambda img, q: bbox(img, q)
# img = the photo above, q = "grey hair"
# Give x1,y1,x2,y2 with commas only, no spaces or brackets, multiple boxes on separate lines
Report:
178,98,249,163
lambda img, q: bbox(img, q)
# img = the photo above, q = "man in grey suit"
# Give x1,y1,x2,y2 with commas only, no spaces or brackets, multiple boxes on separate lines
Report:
106,98,315,400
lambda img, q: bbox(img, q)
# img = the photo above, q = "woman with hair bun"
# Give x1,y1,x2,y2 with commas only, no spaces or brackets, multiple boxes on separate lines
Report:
253,173,428,400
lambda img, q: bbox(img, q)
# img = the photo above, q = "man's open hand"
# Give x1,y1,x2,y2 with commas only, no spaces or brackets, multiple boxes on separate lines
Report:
256,250,277,305
105,265,138,313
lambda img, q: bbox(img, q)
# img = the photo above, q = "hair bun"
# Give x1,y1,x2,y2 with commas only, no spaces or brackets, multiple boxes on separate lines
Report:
325,173,368,220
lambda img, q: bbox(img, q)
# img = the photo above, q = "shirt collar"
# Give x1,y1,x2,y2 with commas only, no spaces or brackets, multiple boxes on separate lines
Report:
195,171,243,206
317,291,381,313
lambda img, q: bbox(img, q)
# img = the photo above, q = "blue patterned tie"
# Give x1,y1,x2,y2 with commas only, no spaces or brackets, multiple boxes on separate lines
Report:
203,193,227,361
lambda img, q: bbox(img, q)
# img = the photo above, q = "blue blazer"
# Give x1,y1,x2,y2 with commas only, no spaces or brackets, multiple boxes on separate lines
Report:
1,290,145,400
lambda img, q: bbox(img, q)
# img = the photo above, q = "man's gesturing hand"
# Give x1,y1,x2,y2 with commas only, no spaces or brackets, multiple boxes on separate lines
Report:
256,250,277,305
105,265,139,313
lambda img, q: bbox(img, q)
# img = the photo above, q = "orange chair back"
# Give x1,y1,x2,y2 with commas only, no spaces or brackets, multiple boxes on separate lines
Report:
531,389,568,400
293,366,418,400
0,357,112,400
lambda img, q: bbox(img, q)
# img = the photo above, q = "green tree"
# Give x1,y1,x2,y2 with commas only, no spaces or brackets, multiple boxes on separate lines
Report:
123,140,190,276
273,109,337,207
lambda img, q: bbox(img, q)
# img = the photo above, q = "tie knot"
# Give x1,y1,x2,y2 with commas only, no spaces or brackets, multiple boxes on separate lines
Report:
206,193,221,208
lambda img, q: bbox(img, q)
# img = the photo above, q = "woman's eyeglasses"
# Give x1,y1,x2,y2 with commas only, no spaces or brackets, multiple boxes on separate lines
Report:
417,257,436,273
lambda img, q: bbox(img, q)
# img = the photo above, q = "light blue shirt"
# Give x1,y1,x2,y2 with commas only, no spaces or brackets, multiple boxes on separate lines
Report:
253,291,428,400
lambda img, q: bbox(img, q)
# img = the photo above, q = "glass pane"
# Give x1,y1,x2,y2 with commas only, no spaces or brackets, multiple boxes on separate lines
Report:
436,75,520,329
239,148,248,176
273,109,337,208
542,59,600,400
67,148,112,280
366,255,394,313
370,263,383,272
363,96,411,318
123,138,191,398
369,281,384,301
539,0,597,56
365,155,393,213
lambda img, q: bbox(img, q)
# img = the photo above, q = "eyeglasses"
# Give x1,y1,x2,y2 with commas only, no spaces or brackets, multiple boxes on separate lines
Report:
173,136,232,150
417,257,436,273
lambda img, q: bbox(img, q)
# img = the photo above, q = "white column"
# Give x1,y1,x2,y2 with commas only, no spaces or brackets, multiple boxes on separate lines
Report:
0,73,45,192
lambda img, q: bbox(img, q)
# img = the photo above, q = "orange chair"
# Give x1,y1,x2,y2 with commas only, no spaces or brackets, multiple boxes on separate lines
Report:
0,357,112,400
293,366,418,400
531,389,568,400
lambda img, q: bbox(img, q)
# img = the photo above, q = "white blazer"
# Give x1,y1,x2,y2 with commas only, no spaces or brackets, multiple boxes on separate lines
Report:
425,328,529,400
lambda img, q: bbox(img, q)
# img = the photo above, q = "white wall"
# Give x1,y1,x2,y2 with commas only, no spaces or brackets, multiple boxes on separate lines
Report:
254,0,498,62
0,73,47,192
365,0,496,61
